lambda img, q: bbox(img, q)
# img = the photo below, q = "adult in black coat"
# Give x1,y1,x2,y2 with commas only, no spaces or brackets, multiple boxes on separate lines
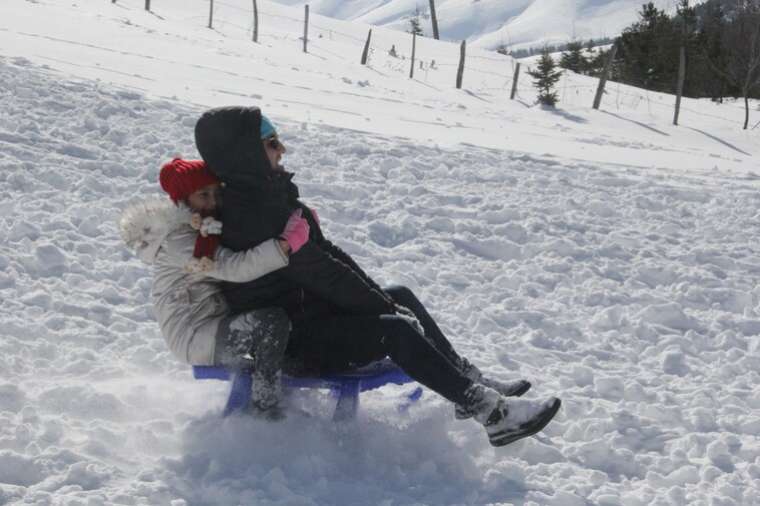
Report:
194,106,560,448
194,106,394,322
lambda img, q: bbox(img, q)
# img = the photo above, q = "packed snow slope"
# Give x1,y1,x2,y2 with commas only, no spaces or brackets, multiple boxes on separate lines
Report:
272,0,698,50
1,0,760,505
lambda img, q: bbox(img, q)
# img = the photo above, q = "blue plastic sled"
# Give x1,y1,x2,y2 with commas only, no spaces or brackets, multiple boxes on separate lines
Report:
192,358,423,421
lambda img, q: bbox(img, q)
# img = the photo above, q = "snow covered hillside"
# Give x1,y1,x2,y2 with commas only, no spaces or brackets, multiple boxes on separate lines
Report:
1,0,760,504
271,0,697,50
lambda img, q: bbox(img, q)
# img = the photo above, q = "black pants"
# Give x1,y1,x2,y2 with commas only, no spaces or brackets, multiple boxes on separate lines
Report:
214,308,290,372
287,285,473,406
214,308,291,409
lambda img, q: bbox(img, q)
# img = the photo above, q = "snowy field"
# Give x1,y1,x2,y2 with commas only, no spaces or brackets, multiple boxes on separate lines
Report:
2,0,760,505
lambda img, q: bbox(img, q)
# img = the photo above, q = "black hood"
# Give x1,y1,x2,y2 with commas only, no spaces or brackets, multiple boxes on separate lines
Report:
194,106,289,192
194,106,301,252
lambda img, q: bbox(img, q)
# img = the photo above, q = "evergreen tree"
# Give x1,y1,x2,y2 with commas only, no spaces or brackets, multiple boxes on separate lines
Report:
697,0,732,99
600,0,759,110
617,2,679,92
710,0,760,128
408,7,424,36
673,0,695,95
527,49,563,106
559,41,588,73
587,46,611,78
584,39,596,62
676,0,697,34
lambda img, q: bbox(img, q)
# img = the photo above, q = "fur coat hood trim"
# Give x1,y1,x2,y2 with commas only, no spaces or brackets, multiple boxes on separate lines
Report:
119,197,192,265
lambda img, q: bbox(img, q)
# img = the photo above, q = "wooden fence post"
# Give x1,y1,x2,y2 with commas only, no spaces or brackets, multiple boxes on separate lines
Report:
361,29,372,65
208,0,214,29
456,40,466,89
510,62,521,99
429,0,439,40
303,5,309,53
673,45,686,125
592,42,617,110
410,32,417,78
252,0,259,42
144,0,150,11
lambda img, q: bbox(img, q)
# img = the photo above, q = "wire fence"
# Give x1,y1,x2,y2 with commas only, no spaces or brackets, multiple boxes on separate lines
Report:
115,0,756,129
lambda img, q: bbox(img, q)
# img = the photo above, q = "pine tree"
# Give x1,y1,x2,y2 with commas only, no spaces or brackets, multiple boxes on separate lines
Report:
710,0,760,128
605,0,759,109
673,0,704,97
408,7,424,36
527,49,563,106
697,0,731,100
559,41,588,73
618,2,679,92
583,40,598,74
586,46,611,78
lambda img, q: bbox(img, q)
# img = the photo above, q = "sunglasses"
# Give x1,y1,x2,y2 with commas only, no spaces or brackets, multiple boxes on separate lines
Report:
265,136,282,151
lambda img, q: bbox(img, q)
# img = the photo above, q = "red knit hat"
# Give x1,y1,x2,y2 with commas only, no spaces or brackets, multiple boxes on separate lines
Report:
159,158,219,204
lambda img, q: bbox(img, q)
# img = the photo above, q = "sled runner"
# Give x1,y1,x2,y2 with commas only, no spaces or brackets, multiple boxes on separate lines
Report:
192,358,423,420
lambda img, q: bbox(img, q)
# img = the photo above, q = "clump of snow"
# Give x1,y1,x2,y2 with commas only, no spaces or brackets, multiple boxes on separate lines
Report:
636,302,701,331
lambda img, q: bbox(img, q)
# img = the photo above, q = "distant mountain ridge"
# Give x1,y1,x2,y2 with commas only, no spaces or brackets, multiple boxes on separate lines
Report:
272,0,695,51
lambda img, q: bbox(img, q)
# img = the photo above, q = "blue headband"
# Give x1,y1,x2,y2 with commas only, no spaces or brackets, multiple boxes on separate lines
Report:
260,115,277,139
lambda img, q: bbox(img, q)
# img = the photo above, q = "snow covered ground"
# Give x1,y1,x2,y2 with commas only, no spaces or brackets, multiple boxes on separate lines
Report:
1,0,760,505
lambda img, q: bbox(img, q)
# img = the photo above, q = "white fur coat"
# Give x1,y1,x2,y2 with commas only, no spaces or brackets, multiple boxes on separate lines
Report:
119,197,289,365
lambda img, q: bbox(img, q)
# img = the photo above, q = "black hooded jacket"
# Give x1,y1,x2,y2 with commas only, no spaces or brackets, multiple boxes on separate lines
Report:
194,106,395,321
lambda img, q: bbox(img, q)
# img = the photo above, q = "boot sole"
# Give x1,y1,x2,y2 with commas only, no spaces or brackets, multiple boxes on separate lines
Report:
506,381,532,398
488,398,562,447
454,381,532,420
